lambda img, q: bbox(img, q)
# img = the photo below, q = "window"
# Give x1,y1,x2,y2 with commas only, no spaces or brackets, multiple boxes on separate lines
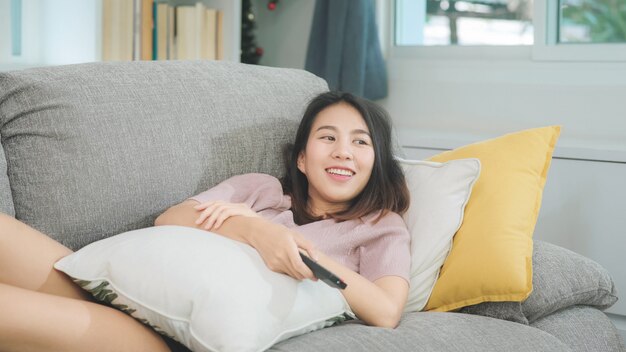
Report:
394,0,626,61
396,0,534,46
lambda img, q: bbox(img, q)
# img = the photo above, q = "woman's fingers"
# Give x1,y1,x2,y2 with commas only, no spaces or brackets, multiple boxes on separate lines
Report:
291,252,315,280
254,232,315,281
193,201,215,211
194,202,258,229
293,234,319,261
286,235,315,280
194,202,220,224
204,206,229,230
207,208,236,230
266,253,303,280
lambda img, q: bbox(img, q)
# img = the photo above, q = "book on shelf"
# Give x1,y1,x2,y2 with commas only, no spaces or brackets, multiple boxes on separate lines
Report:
140,0,153,60
102,0,223,62
102,0,133,61
154,2,169,60
216,9,224,60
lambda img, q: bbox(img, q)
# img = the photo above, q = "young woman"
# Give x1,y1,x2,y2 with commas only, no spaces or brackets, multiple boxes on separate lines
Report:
156,91,411,328
0,91,410,351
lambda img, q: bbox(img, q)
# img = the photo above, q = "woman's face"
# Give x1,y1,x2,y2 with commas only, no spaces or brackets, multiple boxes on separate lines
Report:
297,102,375,215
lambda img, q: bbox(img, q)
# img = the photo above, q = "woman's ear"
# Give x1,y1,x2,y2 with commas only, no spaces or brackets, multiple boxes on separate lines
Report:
297,152,306,174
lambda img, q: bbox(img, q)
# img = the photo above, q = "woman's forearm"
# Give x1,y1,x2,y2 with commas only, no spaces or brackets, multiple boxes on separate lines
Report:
313,253,408,328
155,200,268,246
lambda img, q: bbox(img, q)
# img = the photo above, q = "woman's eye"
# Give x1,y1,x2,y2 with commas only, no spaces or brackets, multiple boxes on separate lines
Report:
354,139,369,145
321,136,335,141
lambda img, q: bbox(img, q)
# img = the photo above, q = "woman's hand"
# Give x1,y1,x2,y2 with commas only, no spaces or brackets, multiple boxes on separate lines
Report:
193,201,260,230
248,225,319,281
192,201,317,281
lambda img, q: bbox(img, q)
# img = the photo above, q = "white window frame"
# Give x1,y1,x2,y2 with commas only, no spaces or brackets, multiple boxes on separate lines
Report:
389,0,626,62
532,0,626,62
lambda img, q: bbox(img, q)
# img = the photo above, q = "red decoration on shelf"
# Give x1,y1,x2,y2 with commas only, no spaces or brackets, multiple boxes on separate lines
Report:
267,1,278,11
256,47,264,56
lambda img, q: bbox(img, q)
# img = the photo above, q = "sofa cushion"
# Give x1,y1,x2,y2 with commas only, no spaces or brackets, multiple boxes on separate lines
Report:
0,61,327,250
459,240,618,324
425,126,560,312
531,306,626,352
0,132,14,216
269,312,571,352
523,241,618,322
398,158,480,312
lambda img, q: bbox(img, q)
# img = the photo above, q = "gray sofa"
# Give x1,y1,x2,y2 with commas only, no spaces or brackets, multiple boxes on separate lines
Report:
0,60,623,352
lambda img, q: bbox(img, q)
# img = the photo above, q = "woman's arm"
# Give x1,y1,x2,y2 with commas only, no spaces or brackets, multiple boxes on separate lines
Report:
154,200,205,229
155,200,317,280
308,252,408,328
156,202,408,328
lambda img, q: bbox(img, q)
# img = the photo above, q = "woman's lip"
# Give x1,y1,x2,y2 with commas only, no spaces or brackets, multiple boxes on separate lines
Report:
326,172,352,182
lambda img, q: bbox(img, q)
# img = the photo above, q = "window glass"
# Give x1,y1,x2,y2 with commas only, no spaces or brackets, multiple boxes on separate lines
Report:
559,0,626,43
396,0,534,46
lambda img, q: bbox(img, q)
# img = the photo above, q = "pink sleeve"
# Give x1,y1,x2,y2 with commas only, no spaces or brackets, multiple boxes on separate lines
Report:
358,212,411,283
188,173,290,212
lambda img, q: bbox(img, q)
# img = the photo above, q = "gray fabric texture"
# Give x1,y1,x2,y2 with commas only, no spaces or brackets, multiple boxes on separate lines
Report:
0,132,15,216
460,301,529,325
0,60,328,250
523,241,618,322
459,240,618,324
270,312,571,352
531,306,626,352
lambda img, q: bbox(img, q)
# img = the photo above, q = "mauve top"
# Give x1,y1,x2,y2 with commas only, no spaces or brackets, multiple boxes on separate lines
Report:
189,173,411,283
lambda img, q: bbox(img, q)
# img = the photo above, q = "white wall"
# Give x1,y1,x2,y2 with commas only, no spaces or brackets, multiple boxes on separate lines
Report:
382,54,626,160
39,0,101,65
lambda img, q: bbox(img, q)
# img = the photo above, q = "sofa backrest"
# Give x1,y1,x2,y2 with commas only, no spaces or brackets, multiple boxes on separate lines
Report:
0,133,14,216
0,60,328,250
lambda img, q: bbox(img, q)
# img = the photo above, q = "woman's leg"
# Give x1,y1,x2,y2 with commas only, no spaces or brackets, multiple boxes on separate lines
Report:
0,213,170,351
0,212,89,300
0,283,170,352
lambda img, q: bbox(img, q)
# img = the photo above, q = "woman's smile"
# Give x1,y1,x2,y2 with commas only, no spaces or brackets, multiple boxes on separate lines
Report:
325,167,355,181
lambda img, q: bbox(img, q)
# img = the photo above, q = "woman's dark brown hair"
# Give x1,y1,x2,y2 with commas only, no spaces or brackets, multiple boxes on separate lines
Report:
281,91,410,225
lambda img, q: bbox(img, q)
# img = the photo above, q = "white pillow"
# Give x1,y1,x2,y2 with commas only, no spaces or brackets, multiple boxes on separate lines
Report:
54,226,354,352
398,158,481,312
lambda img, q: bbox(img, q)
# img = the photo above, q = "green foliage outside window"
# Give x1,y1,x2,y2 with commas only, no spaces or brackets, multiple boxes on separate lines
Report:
561,0,626,43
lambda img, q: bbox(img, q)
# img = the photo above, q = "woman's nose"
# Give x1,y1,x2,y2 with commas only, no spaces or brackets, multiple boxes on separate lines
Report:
332,142,353,160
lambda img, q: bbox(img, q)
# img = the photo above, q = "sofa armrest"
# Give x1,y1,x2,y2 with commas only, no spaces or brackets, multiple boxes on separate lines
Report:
460,240,618,324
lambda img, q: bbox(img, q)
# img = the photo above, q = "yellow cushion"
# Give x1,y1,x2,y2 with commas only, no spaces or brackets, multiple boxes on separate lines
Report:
424,126,561,312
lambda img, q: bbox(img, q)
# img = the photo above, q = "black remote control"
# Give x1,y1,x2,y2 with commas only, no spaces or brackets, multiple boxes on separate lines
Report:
300,253,347,290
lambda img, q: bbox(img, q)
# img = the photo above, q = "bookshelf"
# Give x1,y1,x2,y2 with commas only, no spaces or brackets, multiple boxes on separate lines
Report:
0,0,241,71
103,0,241,62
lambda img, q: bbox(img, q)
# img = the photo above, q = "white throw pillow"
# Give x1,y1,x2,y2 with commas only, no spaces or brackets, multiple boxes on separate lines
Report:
54,226,353,352
398,158,481,312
